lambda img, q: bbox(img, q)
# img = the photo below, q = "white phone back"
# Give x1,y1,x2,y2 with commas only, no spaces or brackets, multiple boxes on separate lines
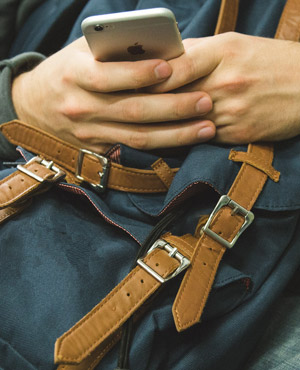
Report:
81,8,184,61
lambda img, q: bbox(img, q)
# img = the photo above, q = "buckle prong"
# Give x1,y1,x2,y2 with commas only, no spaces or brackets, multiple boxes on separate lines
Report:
76,149,110,193
137,240,190,284
17,156,65,183
202,195,254,249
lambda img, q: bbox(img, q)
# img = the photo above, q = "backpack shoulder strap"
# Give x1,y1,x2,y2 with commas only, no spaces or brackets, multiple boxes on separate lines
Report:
275,0,300,41
214,0,240,34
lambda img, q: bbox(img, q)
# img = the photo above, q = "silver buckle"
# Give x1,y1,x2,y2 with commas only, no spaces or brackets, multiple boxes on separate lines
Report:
17,156,65,183
137,239,190,283
76,149,110,193
202,195,254,249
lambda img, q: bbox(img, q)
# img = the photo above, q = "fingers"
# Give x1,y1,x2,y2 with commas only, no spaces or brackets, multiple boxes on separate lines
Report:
78,59,173,92
71,39,172,92
74,120,216,151
147,37,220,93
98,91,213,123
61,89,213,124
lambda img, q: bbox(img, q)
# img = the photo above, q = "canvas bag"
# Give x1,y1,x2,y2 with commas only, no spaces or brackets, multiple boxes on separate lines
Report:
0,1,300,369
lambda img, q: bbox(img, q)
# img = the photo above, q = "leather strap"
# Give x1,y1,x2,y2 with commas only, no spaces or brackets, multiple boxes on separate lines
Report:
214,0,240,34
151,158,176,189
275,0,300,41
54,141,277,366
172,143,275,331
229,149,280,182
0,156,65,209
0,1,297,368
55,241,194,365
55,0,300,366
0,120,179,194
172,0,300,333
0,200,32,224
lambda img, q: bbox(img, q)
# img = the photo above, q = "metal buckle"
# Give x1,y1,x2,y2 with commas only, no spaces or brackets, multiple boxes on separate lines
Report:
17,156,65,183
137,239,190,283
75,149,110,193
202,195,254,249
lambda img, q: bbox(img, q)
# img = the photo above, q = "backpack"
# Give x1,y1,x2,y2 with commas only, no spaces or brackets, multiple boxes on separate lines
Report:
0,1,300,369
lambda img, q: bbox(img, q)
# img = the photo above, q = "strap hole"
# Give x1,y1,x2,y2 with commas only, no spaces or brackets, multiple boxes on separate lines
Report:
140,279,144,284
21,178,24,182
8,185,12,190
156,263,159,267
127,293,130,297
203,262,207,266
218,231,222,235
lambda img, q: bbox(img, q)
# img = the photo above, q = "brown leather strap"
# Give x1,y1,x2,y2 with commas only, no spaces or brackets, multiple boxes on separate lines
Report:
172,143,275,331
151,158,176,189
54,142,276,360
0,120,179,194
275,0,300,41
54,241,193,365
55,1,300,365
0,1,296,368
214,0,240,34
0,200,31,224
229,149,280,182
55,1,300,367
54,145,276,363
0,156,65,209
175,0,300,334
56,332,122,370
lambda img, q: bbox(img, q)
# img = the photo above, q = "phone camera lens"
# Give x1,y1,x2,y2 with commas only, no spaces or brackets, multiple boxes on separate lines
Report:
94,25,104,31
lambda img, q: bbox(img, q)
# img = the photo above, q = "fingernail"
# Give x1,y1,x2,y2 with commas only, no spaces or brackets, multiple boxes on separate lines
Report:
195,97,212,114
154,62,172,79
197,126,215,141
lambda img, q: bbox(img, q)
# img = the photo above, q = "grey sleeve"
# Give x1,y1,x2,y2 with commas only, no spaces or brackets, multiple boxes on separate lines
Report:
0,52,45,160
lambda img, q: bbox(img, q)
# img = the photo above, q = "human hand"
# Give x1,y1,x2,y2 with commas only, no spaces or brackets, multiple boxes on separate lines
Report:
12,37,214,153
149,33,300,144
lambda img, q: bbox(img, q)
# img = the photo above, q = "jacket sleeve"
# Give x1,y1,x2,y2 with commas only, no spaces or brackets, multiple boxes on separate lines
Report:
0,52,45,160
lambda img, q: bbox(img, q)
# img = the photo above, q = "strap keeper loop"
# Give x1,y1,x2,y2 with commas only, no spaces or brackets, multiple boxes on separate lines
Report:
229,149,280,182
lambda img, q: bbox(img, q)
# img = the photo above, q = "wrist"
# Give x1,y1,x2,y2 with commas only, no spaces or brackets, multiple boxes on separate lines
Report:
12,71,32,123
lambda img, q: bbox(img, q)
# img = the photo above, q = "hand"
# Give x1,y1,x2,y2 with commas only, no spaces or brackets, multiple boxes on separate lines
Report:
12,37,214,153
149,33,300,144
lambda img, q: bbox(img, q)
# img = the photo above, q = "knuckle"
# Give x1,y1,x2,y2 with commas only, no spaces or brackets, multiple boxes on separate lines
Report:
226,99,248,117
126,129,149,150
221,31,243,48
220,32,244,60
95,73,110,91
121,102,145,122
180,57,196,82
130,68,149,88
219,73,250,93
89,69,109,91
172,99,190,120
176,131,189,146
73,126,92,143
60,96,86,121
170,57,196,87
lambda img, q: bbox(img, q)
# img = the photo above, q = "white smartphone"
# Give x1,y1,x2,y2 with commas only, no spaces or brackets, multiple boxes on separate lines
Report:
81,8,184,62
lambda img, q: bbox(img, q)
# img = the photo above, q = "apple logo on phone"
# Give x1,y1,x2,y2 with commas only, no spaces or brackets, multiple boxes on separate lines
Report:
127,42,145,55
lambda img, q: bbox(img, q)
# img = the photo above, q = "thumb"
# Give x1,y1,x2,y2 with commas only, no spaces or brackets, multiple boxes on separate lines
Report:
149,36,220,93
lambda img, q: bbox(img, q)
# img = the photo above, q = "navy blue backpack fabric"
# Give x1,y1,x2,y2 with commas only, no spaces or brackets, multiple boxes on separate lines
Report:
1,1,300,370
